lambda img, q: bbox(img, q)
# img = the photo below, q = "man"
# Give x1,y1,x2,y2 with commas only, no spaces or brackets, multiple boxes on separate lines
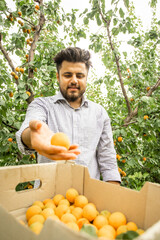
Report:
16,47,121,185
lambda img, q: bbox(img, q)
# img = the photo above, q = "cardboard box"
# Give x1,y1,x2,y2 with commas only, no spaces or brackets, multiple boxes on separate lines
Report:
0,162,160,240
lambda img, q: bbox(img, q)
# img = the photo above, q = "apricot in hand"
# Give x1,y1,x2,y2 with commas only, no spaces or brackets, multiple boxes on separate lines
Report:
51,132,70,150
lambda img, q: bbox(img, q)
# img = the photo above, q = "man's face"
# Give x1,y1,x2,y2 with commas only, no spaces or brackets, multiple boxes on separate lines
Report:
56,61,88,105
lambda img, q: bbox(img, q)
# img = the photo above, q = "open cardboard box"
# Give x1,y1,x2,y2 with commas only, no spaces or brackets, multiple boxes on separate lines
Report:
0,162,160,240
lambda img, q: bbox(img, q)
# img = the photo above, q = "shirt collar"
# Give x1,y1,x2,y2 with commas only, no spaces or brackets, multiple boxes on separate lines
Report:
53,91,89,108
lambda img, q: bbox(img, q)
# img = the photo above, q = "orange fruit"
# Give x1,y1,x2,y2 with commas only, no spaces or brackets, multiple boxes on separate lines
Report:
41,208,54,220
74,195,88,208
26,205,42,221
61,213,77,224
146,87,150,91
55,204,70,219
44,201,56,210
116,154,121,161
53,194,65,206
66,222,79,231
58,199,70,206
18,11,22,16
15,67,20,72
66,188,79,203
14,75,19,80
100,225,116,238
30,153,35,159
82,203,97,222
117,225,128,235
93,215,108,230
71,207,83,220
20,68,24,73
29,222,43,234
8,138,13,142
100,210,111,220
69,205,75,212
117,137,123,142
51,132,70,150
108,212,127,230
11,72,15,76
26,91,31,96
35,5,40,10
143,157,146,161
77,218,89,229
130,98,134,101
43,198,53,205
32,201,44,210
28,214,45,226
126,221,138,231
98,226,115,239
136,229,145,235
144,115,149,120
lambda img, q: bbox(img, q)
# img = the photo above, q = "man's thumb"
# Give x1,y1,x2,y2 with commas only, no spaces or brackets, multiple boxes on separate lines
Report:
29,120,42,130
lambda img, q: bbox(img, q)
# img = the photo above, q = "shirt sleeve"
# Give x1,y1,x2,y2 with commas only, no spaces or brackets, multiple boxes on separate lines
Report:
97,107,121,182
15,98,47,155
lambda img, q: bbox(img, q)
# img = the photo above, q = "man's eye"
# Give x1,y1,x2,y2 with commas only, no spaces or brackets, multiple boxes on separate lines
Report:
77,74,84,79
64,74,72,78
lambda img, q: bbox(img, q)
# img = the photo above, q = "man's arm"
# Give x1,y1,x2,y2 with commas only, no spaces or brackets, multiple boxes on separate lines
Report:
97,108,121,183
21,127,32,149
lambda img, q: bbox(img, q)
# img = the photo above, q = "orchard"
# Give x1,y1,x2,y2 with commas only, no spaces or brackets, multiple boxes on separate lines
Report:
0,0,160,191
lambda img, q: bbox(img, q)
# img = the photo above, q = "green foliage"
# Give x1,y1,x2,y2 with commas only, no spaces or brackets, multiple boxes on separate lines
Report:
116,230,139,239
0,0,160,192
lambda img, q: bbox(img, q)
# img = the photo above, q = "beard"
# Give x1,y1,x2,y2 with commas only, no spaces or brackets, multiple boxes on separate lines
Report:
59,83,86,103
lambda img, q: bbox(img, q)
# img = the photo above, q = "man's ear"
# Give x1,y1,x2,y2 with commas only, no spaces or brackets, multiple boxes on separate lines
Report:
56,72,59,82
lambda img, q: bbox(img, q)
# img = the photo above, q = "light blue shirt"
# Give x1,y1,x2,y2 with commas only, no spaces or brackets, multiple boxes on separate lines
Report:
16,92,121,182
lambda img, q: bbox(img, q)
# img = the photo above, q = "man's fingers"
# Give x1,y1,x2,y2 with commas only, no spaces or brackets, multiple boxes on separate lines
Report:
29,120,42,130
38,151,77,161
37,144,68,155
69,149,81,155
69,144,79,150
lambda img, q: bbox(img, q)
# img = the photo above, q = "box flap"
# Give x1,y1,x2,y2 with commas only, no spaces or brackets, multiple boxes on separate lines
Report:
0,163,57,211
143,182,160,229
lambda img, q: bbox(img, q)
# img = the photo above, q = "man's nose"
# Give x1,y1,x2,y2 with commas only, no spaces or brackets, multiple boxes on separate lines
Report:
71,74,78,83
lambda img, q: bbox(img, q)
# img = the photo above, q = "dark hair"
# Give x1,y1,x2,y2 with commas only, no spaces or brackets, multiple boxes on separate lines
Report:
54,47,92,72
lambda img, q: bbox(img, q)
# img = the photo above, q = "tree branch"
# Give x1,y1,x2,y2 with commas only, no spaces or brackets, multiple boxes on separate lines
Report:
0,33,19,85
27,0,45,104
98,4,132,115
2,120,18,131
124,77,160,123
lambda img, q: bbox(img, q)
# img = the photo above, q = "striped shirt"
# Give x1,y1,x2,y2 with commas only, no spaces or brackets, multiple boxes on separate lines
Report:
16,91,121,182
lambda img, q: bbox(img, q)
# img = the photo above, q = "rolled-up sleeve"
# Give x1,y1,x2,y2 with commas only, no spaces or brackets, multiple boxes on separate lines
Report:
97,109,121,182
16,98,47,155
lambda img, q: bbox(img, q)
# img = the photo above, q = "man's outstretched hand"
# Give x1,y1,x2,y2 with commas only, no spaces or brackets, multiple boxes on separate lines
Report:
24,120,80,160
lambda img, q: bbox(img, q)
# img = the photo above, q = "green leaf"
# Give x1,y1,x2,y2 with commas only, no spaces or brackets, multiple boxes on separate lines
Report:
95,13,102,26
116,230,139,239
0,0,7,11
112,27,119,35
123,0,129,8
119,8,125,18
113,18,118,26
80,224,97,237
83,17,89,25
